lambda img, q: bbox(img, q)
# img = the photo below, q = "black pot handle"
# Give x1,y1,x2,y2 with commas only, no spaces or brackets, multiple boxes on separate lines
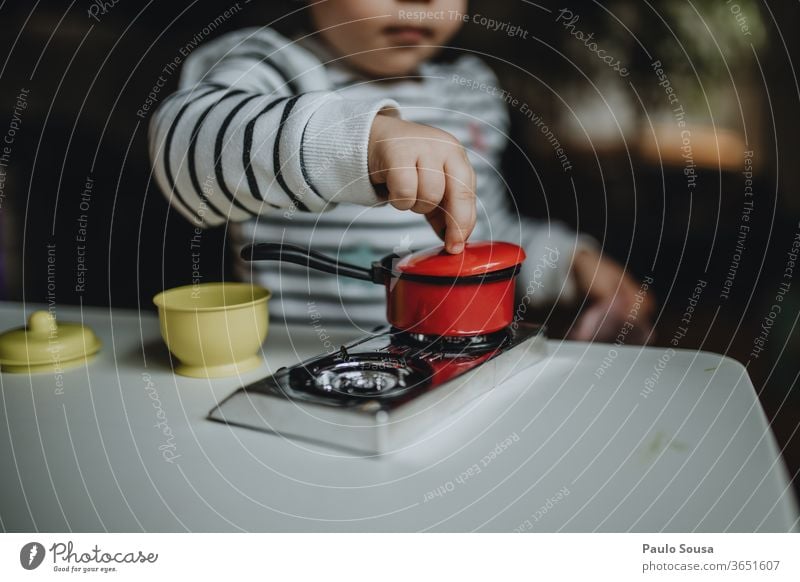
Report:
241,242,385,284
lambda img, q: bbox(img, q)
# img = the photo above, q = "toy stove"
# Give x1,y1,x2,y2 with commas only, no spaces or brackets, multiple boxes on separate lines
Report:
208,322,546,455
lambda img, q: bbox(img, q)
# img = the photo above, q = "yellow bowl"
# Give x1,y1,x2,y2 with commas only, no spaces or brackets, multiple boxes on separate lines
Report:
153,282,271,378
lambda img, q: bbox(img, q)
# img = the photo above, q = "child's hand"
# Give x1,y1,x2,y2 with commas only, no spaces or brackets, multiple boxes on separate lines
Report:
368,114,476,254
569,248,655,343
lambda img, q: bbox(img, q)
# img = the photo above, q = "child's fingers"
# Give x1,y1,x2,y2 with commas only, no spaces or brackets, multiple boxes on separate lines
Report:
442,157,477,254
412,162,446,214
568,303,606,341
385,156,418,211
425,208,448,242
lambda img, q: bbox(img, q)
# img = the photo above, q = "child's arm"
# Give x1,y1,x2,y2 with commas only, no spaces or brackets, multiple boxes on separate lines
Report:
517,217,654,341
149,29,401,225
148,28,475,252
569,247,655,342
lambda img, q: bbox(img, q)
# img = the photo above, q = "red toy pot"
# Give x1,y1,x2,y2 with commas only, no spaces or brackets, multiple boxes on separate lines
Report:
241,241,526,337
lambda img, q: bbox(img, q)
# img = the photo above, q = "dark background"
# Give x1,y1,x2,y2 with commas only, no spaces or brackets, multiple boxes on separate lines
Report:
0,1,798,492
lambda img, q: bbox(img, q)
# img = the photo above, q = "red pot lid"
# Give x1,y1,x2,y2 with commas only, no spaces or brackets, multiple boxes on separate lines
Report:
394,241,526,278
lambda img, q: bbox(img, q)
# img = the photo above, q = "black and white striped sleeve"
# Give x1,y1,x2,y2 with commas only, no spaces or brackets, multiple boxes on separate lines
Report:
148,29,399,227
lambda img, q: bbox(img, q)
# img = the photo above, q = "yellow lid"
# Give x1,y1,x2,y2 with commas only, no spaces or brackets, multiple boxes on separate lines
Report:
0,311,101,373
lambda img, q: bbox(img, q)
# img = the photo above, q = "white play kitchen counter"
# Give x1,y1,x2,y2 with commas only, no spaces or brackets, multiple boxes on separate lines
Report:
0,302,796,532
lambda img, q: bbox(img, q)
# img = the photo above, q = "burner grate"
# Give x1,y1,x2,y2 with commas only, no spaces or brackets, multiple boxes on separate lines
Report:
391,327,512,355
287,352,432,400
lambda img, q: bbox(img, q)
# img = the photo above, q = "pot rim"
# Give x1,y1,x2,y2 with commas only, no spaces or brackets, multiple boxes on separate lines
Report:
375,255,521,285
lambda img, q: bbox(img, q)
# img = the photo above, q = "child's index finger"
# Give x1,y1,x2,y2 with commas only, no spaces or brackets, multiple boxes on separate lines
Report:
425,207,465,254
443,209,471,253
443,159,477,254
447,241,464,254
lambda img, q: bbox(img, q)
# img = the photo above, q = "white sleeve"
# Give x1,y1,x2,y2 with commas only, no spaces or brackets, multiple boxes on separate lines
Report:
148,28,397,227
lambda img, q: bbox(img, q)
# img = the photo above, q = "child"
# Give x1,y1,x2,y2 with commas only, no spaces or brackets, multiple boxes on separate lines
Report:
149,0,652,341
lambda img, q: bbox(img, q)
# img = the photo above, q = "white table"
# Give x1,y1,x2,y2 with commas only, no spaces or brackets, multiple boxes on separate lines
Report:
0,303,796,532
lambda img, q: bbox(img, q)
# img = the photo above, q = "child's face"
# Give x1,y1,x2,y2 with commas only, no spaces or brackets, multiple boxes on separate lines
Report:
309,0,468,76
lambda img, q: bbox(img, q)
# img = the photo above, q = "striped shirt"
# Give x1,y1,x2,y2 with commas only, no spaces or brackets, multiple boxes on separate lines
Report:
149,28,583,329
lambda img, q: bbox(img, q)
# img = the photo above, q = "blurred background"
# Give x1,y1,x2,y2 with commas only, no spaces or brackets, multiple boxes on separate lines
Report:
0,0,798,491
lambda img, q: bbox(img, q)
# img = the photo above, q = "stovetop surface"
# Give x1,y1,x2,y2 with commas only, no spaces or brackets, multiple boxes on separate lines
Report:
245,323,543,409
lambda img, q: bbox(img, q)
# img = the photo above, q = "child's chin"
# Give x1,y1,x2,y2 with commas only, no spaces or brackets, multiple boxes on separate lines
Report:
352,53,428,78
